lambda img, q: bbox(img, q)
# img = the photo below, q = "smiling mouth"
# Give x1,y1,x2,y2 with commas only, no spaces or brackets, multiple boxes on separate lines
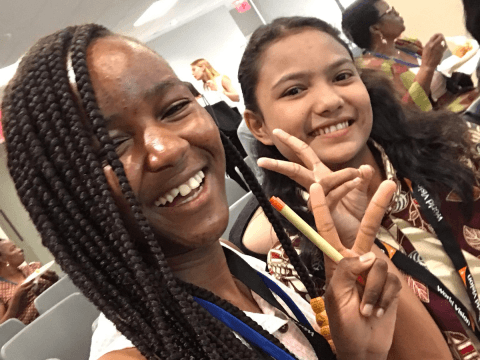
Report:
154,170,205,207
310,120,354,136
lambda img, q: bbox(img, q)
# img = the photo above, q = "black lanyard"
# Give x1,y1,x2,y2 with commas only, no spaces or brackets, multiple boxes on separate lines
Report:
378,183,480,339
195,247,335,360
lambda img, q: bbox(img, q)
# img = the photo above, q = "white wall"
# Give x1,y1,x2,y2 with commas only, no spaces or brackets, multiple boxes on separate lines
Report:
0,143,61,273
254,0,343,30
340,0,470,44
146,6,247,111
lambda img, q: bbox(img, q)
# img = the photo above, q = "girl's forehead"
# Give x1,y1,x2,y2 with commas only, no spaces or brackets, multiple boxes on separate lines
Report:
87,37,176,101
258,30,349,74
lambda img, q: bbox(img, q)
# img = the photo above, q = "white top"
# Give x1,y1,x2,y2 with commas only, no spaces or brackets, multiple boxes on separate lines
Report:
89,243,321,360
202,75,237,108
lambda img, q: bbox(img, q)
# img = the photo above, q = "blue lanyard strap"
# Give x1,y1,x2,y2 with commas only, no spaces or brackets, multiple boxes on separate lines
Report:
194,296,298,360
256,271,313,331
367,51,420,68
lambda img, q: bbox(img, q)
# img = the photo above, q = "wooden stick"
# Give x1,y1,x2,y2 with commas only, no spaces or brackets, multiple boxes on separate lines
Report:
270,196,344,263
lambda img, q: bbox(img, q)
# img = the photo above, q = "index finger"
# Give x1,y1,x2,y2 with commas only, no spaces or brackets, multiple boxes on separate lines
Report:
351,180,396,254
272,129,331,180
310,183,345,254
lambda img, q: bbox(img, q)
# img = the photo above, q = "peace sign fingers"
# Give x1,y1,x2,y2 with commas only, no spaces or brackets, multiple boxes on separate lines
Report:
351,180,396,255
310,180,396,257
270,128,331,181
257,157,315,190
310,183,346,255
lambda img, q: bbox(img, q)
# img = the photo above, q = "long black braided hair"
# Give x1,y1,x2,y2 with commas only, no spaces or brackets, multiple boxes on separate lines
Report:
2,24,320,359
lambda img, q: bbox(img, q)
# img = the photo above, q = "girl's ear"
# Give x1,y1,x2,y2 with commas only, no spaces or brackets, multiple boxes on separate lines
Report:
244,110,274,146
369,24,382,39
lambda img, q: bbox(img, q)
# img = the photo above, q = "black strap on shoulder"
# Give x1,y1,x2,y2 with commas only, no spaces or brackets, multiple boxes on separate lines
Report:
412,184,480,330
223,247,336,360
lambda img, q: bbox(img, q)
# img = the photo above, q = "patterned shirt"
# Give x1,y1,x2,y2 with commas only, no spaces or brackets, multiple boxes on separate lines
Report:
357,38,478,113
0,262,53,325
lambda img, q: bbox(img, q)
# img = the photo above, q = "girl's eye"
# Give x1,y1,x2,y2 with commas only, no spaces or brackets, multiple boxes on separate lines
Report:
111,136,131,156
335,72,354,82
282,87,303,97
163,100,191,118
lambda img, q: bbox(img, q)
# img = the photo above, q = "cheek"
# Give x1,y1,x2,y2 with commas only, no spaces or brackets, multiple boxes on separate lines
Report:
272,138,302,164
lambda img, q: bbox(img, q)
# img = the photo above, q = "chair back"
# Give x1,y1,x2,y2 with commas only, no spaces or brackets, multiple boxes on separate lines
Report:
225,177,247,206
34,276,80,314
221,192,253,240
2,293,100,360
0,319,25,359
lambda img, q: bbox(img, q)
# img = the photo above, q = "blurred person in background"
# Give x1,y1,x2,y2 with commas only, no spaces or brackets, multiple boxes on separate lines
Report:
0,238,58,324
343,0,478,112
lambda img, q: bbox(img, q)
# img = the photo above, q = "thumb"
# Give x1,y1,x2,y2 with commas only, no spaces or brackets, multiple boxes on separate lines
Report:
329,252,376,289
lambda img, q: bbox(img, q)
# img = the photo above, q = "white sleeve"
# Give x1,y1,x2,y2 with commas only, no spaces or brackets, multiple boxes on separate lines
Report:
89,313,134,360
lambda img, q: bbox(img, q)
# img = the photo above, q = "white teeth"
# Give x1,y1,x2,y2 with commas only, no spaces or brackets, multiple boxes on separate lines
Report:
170,188,180,198
178,184,191,196
188,177,200,189
155,170,205,207
315,121,350,136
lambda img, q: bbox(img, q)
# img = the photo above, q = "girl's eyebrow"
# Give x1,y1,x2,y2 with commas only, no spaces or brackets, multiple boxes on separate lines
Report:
143,79,179,99
104,80,180,127
271,57,354,90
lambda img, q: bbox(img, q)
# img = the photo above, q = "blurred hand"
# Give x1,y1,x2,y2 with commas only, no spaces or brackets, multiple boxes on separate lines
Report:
257,129,374,248
206,80,218,91
311,181,401,359
40,270,59,284
10,280,35,309
422,33,447,70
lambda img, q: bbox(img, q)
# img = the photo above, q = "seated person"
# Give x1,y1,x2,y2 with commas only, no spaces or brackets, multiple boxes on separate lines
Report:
1,23,450,360
0,238,58,324
237,15,480,358
342,0,478,112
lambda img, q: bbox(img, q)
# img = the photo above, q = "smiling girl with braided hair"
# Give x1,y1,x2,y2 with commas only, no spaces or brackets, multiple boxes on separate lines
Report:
2,23,412,360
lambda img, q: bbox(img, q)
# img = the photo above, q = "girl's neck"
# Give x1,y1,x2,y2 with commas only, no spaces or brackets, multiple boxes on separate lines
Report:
0,263,24,281
371,36,398,58
201,72,210,84
167,241,262,313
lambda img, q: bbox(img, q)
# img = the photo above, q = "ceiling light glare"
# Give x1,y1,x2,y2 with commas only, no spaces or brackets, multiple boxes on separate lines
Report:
134,0,179,27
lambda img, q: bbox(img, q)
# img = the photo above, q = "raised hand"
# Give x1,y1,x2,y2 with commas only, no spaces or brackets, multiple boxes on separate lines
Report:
258,128,374,248
422,33,447,70
311,180,401,359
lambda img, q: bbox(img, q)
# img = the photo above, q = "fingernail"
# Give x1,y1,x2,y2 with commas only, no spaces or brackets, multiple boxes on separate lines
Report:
352,177,361,185
362,304,373,317
376,308,384,318
359,252,375,263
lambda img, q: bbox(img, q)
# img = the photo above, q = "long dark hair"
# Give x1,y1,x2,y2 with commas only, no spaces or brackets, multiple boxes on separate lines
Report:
342,0,380,50
238,16,480,277
2,24,319,360
463,0,480,43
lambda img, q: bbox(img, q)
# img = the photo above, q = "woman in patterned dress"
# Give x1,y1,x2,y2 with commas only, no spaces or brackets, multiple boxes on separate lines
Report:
0,238,58,324
342,0,478,112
